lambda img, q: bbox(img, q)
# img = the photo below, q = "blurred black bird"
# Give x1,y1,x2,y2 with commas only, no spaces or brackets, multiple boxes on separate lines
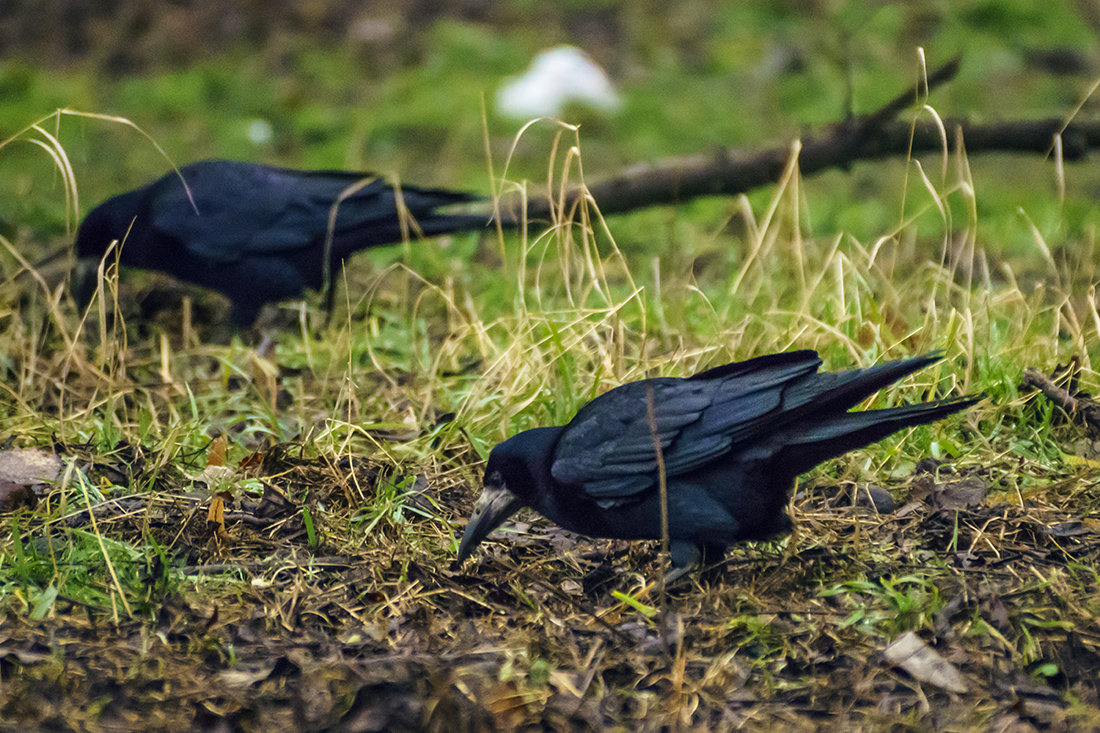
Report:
74,159,494,326
458,350,979,579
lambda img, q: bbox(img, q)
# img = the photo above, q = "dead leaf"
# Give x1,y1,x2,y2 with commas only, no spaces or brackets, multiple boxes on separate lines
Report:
207,494,233,541
194,465,237,492
1046,520,1093,537
254,481,294,518
238,451,265,474
560,579,582,596
884,631,968,693
980,591,1010,631
0,481,37,511
895,501,923,519
907,475,936,503
932,477,987,510
217,665,277,688
207,435,227,467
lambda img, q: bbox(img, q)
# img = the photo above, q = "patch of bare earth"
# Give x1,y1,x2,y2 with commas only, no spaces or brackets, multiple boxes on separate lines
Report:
2,440,1098,731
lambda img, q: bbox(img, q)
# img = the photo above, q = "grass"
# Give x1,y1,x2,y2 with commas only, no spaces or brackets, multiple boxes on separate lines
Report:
2,3,1100,727
0,100,1098,728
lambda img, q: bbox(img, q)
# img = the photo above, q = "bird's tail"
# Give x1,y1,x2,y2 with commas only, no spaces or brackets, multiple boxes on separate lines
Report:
778,394,981,474
782,352,946,416
395,183,528,234
411,212,500,238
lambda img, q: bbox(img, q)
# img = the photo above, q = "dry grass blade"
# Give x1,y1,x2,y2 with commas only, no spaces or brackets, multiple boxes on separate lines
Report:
645,382,671,637
2,62,1100,730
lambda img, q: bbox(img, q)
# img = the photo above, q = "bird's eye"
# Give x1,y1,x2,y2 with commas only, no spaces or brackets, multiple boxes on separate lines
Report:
486,470,503,486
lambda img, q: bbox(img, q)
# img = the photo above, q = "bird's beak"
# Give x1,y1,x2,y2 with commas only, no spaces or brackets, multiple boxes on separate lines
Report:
456,484,523,563
73,257,99,308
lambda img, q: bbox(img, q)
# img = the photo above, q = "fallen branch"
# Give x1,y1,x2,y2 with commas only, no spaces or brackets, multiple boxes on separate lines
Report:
1022,367,1100,433
505,57,1099,220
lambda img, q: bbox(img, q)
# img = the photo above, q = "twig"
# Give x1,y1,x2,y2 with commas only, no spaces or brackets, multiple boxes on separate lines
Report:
181,556,354,575
498,58,1100,220
1022,367,1100,433
514,57,960,219
223,511,278,527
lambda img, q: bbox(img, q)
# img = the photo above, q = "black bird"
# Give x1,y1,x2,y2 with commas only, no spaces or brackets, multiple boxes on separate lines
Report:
74,159,494,326
458,350,979,578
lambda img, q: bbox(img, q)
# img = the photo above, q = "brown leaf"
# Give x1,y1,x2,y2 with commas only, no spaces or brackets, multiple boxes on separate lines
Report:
254,481,295,518
207,494,232,541
207,435,227,467
933,477,987,510
207,494,225,527
980,591,1010,631
0,481,37,512
907,475,936,502
238,451,265,474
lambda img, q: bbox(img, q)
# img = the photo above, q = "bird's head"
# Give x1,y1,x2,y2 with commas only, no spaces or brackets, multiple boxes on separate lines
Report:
75,196,130,260
72,192,143,307
456,426,560,564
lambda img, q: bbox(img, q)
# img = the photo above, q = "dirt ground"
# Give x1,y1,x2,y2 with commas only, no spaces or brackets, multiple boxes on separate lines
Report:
3,3,1100,730
2,439,1098,732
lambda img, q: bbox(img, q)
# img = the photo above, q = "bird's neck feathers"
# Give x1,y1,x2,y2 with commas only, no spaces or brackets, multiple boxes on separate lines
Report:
76,189,147,260
492,426,563,503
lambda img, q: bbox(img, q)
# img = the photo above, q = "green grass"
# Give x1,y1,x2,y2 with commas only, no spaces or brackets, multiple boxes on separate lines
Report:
3,106,1098,727
2,2,1100,729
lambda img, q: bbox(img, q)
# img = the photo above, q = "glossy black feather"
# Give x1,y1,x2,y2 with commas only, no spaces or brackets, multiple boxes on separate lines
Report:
74,159,491,326
458,351,980,573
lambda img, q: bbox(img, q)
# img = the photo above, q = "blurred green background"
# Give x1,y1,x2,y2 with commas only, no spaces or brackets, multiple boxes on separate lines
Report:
3,0,1100,267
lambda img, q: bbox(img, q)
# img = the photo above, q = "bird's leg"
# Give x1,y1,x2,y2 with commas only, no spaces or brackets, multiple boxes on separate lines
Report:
663,541,702,585
698,543,730,583
255,334,275,360
779,488,800,567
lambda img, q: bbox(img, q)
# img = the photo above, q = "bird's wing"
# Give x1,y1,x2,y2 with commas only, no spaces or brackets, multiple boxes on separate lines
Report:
148,162,411,261
148,162,293,261
550,351,822,499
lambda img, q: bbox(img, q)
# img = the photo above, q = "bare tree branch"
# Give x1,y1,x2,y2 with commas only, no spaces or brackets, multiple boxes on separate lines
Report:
1022,367,1100,434
501,57,1100,221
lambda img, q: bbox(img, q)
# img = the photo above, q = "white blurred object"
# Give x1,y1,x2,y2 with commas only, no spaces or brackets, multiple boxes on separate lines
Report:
246,118,274,145
496,46,621,119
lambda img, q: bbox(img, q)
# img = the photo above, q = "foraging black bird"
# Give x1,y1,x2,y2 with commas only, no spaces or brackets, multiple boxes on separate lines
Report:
74,159,494,326
458,350,979,578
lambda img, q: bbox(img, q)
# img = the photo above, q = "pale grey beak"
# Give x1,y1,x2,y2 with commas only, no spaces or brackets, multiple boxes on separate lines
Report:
74,256,101,309
456,484,523,563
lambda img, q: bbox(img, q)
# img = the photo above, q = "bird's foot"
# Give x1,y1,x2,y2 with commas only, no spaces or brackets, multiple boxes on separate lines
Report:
255,333,275,359
662,541,702,587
